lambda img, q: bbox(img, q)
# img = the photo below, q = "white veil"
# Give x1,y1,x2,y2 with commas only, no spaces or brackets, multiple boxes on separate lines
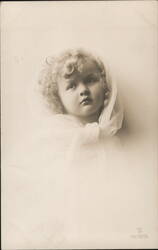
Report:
98,66,124,136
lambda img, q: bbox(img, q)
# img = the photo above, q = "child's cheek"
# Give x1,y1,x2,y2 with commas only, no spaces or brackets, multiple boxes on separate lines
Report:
68,91,79,106
92,84,104,98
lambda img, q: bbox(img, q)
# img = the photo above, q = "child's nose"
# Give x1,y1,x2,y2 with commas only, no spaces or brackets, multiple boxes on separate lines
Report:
79,82,90,96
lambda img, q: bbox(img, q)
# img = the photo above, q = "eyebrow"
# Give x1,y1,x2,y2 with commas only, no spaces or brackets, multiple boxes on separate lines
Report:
64,78,75,83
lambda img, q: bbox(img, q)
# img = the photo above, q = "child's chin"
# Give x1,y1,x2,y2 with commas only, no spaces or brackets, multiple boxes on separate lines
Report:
79,109,97,117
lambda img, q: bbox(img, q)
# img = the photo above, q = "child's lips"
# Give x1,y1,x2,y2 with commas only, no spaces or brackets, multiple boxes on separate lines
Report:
80,97,92,105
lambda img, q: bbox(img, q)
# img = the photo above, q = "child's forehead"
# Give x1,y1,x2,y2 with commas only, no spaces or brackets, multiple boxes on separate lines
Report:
60,57,100,79
79,60,99,74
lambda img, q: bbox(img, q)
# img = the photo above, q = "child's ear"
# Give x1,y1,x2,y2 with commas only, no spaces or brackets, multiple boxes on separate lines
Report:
103,89,110,108
102,80,109,95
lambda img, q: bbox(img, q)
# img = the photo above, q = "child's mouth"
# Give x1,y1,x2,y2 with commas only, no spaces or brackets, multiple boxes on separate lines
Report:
80,97,92,105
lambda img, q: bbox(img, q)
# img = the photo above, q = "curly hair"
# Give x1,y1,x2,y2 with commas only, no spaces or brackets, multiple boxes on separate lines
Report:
38,48,108,114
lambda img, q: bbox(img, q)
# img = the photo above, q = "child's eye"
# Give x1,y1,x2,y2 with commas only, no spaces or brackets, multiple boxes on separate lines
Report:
66,82,76,90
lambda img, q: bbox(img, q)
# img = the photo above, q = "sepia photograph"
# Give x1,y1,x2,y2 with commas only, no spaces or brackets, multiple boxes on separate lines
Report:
1,0,158,249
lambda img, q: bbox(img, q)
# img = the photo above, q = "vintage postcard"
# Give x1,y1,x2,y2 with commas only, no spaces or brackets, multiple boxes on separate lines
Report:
1,1,158,249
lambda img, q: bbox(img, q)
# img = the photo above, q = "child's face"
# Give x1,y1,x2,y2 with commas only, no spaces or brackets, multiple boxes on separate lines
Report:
58,60,105,120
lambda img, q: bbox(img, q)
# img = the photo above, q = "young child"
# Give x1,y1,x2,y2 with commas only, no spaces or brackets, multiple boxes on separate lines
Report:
38,48,124,167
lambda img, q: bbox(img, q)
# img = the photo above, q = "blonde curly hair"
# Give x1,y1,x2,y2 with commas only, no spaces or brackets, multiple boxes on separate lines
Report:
38,48,108,114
